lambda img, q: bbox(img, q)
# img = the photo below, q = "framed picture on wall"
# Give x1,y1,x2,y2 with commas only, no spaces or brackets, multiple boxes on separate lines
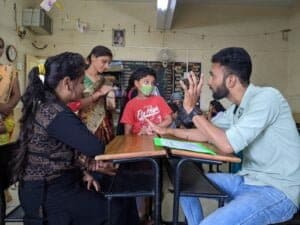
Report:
112,29,125,47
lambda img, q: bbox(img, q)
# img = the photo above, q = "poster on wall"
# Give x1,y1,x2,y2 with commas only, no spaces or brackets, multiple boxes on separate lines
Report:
112,29,125,47
173,62,201,92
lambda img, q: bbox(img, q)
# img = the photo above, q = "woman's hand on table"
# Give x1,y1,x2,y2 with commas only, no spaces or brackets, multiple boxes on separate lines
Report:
83,171,101,192
93,160,119,176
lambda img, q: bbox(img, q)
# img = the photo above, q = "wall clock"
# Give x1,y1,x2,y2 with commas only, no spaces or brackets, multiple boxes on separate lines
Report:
6,45,17,62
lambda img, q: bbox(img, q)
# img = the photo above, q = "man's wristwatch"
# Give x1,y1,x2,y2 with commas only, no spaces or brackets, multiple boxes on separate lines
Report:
188,107,203,119
178,106,202,128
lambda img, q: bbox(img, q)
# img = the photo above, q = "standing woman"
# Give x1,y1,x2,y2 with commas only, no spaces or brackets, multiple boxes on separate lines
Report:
77,45,116,144
17,52,117,225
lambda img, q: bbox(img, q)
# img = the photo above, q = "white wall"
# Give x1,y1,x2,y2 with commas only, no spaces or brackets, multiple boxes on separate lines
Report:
1,0,298,111
287,1,300,112
0,0,37,94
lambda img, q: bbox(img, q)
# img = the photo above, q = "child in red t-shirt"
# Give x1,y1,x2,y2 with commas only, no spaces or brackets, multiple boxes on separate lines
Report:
120,66,172,224
121,67,172,135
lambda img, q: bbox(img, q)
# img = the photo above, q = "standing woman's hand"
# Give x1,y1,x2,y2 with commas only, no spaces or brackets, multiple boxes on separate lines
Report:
106,90,116,110
92,85,113,100
180,72,204,113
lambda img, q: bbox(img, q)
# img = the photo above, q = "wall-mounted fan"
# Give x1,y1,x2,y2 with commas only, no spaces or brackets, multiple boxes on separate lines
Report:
158,48,175,68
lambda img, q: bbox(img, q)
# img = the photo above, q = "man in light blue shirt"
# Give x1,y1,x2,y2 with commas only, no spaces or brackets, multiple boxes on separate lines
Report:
148,47,299,225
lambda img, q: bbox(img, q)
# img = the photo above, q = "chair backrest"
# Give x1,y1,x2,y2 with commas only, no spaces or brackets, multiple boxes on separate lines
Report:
116,88,137,135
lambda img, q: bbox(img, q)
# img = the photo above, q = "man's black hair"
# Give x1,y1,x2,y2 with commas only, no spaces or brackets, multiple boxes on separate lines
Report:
212,47,252,86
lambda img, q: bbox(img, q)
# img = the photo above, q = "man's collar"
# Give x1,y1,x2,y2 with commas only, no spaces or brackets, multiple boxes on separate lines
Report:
235,84,255,117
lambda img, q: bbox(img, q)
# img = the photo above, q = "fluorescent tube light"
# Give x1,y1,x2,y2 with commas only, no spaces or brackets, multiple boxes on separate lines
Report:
157,0,169,11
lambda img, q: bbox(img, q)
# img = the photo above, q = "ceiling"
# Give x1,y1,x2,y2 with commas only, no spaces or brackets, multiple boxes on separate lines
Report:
177,0,295,6
92,0,295,5
159,0,295,30
84,0,296,29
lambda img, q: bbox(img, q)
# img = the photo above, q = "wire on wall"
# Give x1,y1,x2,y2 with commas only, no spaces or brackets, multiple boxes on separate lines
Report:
32,41,48,50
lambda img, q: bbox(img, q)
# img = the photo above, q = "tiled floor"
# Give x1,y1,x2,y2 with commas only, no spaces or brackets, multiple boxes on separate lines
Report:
5,163,229,225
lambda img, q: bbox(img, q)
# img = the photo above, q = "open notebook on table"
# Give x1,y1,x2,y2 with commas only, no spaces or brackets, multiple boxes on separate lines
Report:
153,137,216,155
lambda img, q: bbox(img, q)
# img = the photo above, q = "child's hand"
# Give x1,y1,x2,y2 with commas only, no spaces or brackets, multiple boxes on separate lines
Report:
138,126,154,135
145,119,167,136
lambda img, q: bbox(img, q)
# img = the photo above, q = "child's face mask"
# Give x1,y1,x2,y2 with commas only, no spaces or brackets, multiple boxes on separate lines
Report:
141,85,154,96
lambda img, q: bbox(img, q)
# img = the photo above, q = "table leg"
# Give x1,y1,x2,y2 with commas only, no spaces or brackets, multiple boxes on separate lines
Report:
150,158,161,225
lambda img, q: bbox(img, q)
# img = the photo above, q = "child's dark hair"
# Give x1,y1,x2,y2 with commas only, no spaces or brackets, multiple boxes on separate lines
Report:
131,66,156,82
86,45,113,65
125,67,156,94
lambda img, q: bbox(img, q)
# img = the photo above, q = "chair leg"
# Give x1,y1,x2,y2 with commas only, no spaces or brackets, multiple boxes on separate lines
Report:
218,198,225,207
0,188,5,225
208,164,214,173
107,196,112,225
216,164,221,172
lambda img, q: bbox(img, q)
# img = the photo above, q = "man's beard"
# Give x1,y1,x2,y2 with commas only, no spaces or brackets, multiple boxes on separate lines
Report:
212,82,229,100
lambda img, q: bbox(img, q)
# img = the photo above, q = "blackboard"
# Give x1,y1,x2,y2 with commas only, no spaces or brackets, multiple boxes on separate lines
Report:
109,60,201,101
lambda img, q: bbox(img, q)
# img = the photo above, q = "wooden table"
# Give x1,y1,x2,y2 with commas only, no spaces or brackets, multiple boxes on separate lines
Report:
95,134,166,161
95,135,241,225
170,141,241,163
95,135,166,225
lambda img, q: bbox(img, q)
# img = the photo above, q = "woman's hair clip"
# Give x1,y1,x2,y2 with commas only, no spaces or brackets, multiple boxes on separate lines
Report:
37,64,46,84
38,64,46,75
